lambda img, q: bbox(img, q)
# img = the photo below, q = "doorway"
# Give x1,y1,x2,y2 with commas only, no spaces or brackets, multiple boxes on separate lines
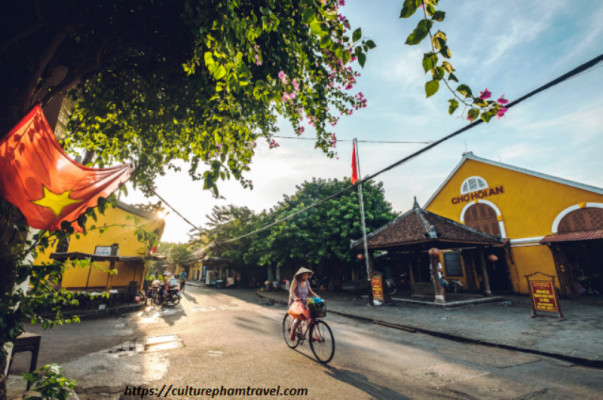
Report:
483,247,512,293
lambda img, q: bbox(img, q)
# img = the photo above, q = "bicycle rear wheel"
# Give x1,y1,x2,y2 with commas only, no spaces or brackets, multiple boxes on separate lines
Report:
283,314,300,349
309,320,335,364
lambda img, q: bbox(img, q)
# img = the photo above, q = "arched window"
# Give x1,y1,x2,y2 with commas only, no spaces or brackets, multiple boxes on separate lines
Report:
460,176,488,194
558,208,603,232
464,203,501,236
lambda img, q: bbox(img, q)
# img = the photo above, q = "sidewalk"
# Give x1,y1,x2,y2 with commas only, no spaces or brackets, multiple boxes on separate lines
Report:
257,290,603,366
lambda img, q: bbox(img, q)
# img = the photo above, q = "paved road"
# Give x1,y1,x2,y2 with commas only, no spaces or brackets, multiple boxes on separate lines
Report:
9,286,603,399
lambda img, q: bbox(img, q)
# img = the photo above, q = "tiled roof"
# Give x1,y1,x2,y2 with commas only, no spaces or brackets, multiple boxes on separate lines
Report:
540,230,603,243
351,201,502,250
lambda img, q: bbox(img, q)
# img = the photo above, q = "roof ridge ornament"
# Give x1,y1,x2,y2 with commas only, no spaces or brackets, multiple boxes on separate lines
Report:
413,196,420,209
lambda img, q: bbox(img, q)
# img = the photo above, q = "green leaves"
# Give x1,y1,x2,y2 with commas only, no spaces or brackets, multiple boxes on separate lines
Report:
473,97,488,107
406,19,433,45
400,0,422,18
448,73,458,82
365,40,376,49
456,84,472,98
481,111,494,123
441,61,454,73
422,53,438,73
310,20,324,35
214,65,226,80
431,66,445,80
432,11,446,22
448,99,459,115
440,45,452,58
425,80,440,98
467,108,479,121
320,35,332,48
358,52,367,67
302,9,315,24
352,27,362,42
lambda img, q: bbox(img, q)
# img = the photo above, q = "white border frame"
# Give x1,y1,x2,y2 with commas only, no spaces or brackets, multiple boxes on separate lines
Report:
460,200,507,238
551,203,603,233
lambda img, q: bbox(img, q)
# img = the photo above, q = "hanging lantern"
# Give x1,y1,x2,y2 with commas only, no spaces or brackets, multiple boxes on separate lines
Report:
428,248,440,257
488,254,498,262
357,253,365,260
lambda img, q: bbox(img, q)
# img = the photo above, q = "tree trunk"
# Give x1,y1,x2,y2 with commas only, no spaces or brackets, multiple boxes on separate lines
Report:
82,149,96,165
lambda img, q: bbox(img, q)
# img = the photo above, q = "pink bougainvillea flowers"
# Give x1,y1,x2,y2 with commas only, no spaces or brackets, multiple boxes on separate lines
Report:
278,71,286,80
497,95,509,105
497,107,508,120
479,88,491,100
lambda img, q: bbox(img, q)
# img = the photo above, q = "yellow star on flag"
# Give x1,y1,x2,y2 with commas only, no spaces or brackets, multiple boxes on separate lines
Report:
32,186,82,217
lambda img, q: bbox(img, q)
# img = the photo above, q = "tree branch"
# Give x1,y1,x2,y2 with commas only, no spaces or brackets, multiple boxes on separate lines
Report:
22,25,73,112
0,21,50,55
40,42,113,108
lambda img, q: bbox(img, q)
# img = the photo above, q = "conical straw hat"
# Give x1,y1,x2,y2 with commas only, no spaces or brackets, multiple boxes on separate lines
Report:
294,267,314,279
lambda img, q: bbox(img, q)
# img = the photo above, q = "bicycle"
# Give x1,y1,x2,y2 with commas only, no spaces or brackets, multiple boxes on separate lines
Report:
283,308,335,364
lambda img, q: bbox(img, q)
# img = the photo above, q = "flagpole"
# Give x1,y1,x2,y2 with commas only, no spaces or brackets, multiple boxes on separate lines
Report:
354,138,373,306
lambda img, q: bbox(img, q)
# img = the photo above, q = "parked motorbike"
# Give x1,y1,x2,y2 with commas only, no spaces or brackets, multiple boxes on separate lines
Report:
441,276,463,293
384,273,409,296
153,281,181,306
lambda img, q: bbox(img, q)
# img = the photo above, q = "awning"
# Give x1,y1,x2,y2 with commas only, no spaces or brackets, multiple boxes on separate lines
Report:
50,252,167,262
540,230,603,243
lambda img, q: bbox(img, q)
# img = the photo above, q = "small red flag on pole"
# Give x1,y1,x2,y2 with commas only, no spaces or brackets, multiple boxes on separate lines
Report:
0,105,134,232
351,142,359,184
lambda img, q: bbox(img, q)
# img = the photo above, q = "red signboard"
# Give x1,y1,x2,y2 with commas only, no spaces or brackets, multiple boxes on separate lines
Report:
529,281,559,313
371,273,384,302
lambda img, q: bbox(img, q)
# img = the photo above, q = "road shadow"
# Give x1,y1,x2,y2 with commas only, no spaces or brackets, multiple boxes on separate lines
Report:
156,305,187,326
291,349,409,400
324,367,410,400
233,315,273,335
182,291,197,303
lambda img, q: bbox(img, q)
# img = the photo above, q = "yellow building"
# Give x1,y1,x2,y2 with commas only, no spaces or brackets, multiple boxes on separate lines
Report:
424,152,603,295
35,201,166,291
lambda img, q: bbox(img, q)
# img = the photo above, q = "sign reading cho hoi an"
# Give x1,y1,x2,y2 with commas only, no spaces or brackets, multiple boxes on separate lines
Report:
451,186,504,204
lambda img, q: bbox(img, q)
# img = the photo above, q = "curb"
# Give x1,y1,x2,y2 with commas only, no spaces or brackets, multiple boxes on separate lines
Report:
38,303,146,320
255,291,603,369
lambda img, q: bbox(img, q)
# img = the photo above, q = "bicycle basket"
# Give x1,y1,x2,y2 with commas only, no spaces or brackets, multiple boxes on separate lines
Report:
307,297,327,318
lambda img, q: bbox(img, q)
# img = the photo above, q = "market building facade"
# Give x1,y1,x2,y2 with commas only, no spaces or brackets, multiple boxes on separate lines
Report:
424,152,603,296
34,201,166,292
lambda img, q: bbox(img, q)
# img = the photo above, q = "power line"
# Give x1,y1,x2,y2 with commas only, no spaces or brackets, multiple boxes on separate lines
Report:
272,135,433,144
215,53,603,244
154,191,203,232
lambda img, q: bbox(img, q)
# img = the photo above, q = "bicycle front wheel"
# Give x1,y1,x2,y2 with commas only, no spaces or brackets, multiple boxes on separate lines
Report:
283,314,300,349
309,320,335,364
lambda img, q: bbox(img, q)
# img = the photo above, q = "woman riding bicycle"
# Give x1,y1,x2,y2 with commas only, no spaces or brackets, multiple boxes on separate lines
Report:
289,267,320,341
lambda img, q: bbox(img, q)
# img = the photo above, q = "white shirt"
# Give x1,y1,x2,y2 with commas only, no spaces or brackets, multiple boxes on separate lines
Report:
430,262,443,279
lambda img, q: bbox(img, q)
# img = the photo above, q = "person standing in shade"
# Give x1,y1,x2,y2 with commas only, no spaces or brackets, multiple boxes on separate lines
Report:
180,270,187,293
430,261,449,299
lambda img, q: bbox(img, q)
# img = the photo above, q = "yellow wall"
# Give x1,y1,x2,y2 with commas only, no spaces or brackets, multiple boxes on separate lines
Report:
35,204,165,290
426,158,603,293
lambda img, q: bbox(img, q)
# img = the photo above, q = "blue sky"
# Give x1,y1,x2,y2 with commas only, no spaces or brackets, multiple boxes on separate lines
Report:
125,0,603,243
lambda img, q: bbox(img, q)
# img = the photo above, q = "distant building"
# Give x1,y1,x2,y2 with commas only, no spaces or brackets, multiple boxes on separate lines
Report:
34,201,166,291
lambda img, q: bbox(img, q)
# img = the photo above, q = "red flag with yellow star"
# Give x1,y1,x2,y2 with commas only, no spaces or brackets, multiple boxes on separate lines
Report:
0,104,134,232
